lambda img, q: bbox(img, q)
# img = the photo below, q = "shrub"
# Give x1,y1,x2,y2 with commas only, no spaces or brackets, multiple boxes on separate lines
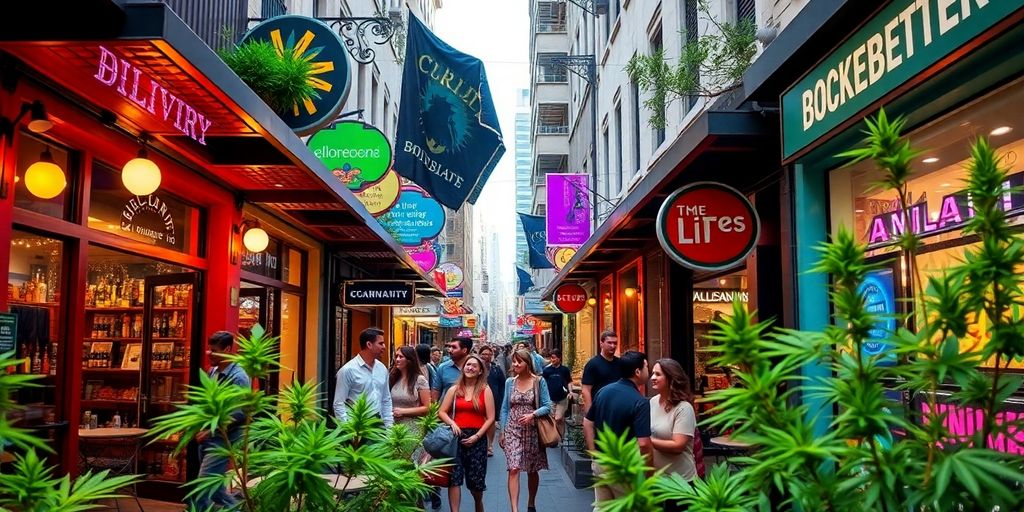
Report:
220,40,316,115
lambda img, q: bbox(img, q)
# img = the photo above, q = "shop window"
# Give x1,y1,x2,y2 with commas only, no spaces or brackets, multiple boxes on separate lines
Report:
6,230,64,446
599,276,614,333
279,292,303,384
87,163,198,254
282,247,303,286
617,261,642,353
15,133,73,219
242,237,281,280
692,269,748,392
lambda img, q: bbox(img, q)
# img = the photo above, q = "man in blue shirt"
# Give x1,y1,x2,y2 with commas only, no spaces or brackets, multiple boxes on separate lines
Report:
584,351,652,503
192,331,251,510
542,348,572,438
478,344,505,457
431,336,472,401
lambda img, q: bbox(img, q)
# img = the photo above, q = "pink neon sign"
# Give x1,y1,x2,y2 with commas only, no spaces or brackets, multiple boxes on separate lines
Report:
93,46,213,145
922,402,1024,455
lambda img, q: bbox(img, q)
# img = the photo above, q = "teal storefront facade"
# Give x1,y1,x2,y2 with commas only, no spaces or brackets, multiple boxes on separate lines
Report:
778,0,1024,434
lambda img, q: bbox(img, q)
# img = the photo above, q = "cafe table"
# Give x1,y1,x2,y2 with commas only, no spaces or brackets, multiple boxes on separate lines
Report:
78,428,148,511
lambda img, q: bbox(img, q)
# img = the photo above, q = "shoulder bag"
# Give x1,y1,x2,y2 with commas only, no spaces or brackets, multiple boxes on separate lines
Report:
422,390,459,459
532,377,561,448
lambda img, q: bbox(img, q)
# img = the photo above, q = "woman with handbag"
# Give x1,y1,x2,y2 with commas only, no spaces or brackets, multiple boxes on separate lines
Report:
500,348,554,512
437,354,495,512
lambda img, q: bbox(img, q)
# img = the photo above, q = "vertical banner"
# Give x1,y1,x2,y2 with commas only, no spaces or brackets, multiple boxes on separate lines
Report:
393,13,505,210
519,213,554,269
516,266,534,295
546,173,591,246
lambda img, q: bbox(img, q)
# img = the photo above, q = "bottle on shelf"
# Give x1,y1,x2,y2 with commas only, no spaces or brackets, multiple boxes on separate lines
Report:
19,343,30,373
112,411,122,429
31,343,41,374
47,343,56,376
35,272,47,303
160,315,169,338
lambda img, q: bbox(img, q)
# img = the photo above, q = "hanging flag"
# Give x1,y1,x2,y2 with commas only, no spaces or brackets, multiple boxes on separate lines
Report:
519,212,554,269
393,13,505,210
516,266,534,295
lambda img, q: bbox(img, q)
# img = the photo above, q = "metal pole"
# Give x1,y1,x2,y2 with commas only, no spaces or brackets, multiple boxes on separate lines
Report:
590,60,598,231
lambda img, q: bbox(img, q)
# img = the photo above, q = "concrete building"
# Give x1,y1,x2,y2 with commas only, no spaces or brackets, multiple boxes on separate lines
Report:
514,89,533,266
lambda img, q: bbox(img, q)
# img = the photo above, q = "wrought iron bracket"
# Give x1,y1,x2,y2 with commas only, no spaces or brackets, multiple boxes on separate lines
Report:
321,17,398,64
561,0,607,16
550,55,597,87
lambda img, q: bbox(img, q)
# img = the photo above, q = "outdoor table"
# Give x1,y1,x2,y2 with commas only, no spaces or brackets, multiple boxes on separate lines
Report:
240,473,370,496
78,428,148,511
710,435,754,472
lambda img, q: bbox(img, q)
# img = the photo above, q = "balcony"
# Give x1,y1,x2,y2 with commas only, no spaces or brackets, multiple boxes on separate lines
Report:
532,154,569,186
535,1,567,32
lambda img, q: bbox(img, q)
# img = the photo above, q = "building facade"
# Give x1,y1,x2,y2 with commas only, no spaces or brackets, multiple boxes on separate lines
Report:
515,88,532,266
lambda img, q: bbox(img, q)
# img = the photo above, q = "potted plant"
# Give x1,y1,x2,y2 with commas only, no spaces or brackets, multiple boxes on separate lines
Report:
220,40,316,115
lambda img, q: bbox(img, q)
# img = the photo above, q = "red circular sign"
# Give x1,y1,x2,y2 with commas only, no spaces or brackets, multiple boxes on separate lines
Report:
554,283,588,313
656,182,760,271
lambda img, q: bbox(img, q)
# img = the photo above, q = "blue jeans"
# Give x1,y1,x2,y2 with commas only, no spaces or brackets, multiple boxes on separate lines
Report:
190,441,238,510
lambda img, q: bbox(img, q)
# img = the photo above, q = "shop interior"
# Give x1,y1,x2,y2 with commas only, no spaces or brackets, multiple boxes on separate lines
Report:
692,268,748,429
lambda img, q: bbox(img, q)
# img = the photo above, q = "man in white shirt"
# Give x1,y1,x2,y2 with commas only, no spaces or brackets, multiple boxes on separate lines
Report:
333,327,394,427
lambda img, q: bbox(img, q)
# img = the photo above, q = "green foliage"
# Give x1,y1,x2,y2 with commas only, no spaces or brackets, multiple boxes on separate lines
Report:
220,40,316,114
592,111,1024,510
0,352,141,511
626,0,755,128
150,327,440,511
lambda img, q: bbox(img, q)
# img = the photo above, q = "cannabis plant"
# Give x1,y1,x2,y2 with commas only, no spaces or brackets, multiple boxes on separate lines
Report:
220,40,316,114
592,110,1024,511
0,352,139,511
149,325,445,511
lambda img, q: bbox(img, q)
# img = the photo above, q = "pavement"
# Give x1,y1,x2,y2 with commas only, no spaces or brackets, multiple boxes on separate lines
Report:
435,444,596,512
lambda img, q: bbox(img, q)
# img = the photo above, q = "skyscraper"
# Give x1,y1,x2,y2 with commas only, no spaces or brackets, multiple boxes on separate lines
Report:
514,88,532,266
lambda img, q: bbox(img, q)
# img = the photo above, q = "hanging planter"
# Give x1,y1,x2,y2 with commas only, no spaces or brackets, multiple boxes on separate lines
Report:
220,40,316,115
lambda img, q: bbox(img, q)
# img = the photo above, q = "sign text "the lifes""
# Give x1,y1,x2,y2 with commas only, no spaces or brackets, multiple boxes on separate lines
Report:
675,204,749,244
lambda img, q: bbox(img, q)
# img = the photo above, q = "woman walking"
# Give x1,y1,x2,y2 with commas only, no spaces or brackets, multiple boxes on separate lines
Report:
438,354,495,512
500,348,553,512
389,346,431,432
649,359,697,487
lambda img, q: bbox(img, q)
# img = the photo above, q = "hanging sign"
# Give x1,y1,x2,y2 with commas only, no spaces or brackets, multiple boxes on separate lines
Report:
309,121,393,190
436,262,465,291
342,280,415,306
0,313,17,353
553,283,588,314
377,187,446,246
781,0,1023,158
439,314,463,328
546,173,592,246
393,298,442,317
548,246,577,272
241,15,353,136
656,182,760,272
857,267,897,359
355,170,402,215
407,239,442,274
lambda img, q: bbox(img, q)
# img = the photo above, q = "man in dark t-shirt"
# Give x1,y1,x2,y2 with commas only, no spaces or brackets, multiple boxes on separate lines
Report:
542,349,572,437
584,350,651,504
581,330,620,415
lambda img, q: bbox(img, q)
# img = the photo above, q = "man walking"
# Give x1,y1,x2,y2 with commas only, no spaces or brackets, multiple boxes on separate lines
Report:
542,348,572,438
333,327,394,427
583,351,652,503
192,331,250,510
478,344,505,457
432,336,472,401
581,330,620,415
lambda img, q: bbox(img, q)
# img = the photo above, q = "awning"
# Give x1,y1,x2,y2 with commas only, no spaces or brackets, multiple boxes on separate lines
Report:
0,0,442,295
541,107,775,298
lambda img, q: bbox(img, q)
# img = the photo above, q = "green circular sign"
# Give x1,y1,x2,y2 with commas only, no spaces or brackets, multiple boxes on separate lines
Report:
307,121,393,190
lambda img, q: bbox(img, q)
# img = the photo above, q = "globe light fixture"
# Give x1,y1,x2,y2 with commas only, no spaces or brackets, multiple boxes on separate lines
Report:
587,297,597,306
624,286,637,298
24,148,66,199
25,101,53,134
122,141,161,196
243,223,270,253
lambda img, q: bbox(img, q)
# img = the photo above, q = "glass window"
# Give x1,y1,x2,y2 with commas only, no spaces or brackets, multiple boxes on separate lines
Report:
282,248,303,286
87,163,198,254
7,230,64,440
599,277,614,332
15,133,72,219
693,269,748,390
242,237,281,280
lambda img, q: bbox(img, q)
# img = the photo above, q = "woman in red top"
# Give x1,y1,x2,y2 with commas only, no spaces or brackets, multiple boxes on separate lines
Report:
438,354,496,512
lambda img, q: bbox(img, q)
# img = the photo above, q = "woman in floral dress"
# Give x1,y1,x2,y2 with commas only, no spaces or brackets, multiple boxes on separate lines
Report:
500,348,553,512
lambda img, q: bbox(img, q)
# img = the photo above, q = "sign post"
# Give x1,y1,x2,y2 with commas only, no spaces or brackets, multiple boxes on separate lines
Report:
656,182,760,272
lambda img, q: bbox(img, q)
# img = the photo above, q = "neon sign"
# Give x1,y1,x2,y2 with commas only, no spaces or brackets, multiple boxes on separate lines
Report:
866,170,1024,247
94,46,213,145
923,401,1024,456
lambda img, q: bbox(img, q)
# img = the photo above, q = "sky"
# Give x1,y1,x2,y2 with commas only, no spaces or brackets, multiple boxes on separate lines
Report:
435,0,529,294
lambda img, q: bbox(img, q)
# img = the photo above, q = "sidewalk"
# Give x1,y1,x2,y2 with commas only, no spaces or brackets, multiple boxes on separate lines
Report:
438,444,595,512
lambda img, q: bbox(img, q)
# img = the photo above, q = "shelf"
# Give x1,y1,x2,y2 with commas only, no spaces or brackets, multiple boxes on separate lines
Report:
149,401,186,406
145,475,186,484
150,368,187,374
151,338,186,341
82,368,139,374
81,399,137,407
8,300,60,307
153,307,189,312
85,307,143,312
85,338,141,342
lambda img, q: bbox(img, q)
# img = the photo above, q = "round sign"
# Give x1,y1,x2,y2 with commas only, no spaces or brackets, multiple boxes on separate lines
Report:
436,262,465,290
241,15,352,136
554,283,588,313
656,182,760,271
309,121,393,190
354,169,401,215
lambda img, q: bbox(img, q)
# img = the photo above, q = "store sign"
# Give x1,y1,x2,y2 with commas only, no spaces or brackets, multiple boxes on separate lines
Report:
121,194,177,248
548,246,577,272
393,298,442,317
554,283,588,313
436,262,465,291
692,290,748,303
0,313,17,353
377,187,446,246
656,182,760,272
546,174,592,246
439,314,463,327
866,170,1024,247
857,268,897,358
342,281,415,306
781,0,1024,158
354,170,401,216
94,46,213,145
523,290,557,315
242,16,353,136
923,399,1024,455
309,121,393,190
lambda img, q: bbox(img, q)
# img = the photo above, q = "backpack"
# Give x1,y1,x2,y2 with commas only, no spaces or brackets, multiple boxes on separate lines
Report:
693,427,706,479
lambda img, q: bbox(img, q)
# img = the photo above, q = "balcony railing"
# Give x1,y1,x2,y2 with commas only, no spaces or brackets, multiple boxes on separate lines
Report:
537,125,569,135
536,70,568,83
536,22,567,33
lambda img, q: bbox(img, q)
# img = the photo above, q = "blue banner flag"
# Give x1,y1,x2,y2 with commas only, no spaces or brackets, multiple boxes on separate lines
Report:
519,213,554,269
516,266,534,295
394,13,505,210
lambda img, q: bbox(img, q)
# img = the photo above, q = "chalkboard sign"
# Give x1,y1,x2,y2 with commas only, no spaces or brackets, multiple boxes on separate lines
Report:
0,313,17,353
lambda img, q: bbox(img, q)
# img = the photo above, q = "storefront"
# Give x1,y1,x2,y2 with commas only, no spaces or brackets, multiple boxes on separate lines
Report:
392,297,442,349
0,0,440,493
779,0,1024,432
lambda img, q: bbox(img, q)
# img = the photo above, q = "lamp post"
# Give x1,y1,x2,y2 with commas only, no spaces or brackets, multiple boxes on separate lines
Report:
550,54,598,230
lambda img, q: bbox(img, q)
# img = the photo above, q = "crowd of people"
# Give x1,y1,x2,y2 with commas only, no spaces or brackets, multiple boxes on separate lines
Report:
326,327,702,511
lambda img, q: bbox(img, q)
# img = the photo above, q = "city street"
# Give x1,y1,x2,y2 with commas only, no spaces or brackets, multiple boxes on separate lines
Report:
438,445,594,512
